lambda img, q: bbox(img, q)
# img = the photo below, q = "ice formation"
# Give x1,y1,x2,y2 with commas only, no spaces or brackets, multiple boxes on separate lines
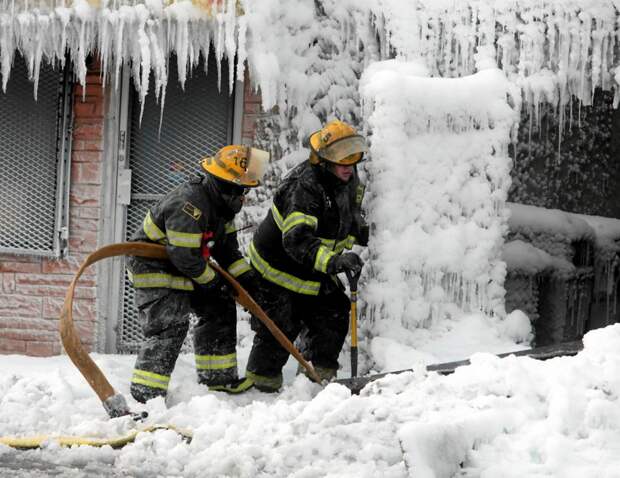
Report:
360,59,519,329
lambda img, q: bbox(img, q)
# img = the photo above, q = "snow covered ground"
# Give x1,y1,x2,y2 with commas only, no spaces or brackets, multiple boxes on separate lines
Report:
2,321,620,477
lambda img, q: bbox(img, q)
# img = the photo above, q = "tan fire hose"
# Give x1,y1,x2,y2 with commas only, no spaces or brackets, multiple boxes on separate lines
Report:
59,241,322,419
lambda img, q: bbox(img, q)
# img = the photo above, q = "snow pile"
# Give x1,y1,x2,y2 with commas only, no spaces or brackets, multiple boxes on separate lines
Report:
2,325,620,476
359,60,520,337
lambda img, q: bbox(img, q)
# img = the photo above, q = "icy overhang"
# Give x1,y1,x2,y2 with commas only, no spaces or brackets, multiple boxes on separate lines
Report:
1,1,620,117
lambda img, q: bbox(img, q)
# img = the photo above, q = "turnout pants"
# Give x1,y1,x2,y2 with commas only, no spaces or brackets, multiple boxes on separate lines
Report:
130,287,237,403
246,278,350,391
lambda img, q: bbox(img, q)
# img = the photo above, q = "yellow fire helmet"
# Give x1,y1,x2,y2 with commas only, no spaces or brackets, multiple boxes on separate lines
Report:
309,120,368,166
201,145,270,187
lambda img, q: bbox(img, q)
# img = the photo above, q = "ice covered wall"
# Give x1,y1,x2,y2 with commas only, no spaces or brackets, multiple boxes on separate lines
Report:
360,59,519,328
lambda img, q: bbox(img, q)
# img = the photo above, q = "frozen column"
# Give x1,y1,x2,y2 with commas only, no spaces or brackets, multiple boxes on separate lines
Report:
360,59,519,329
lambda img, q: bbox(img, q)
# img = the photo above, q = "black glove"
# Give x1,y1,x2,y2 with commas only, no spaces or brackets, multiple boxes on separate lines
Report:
326,252,364,276
200,274,233,298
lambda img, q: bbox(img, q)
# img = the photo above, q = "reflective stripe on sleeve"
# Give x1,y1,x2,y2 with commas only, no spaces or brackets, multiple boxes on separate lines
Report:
248,241,321,295
271,204,285,230
131,369,170,391
193,264,216,285
225,222,236,233
334,235,356,253
227,258,251,278
143,211,166,242
282,212,318,234
314,245,336,273
195,353,237,371
167,229,202,248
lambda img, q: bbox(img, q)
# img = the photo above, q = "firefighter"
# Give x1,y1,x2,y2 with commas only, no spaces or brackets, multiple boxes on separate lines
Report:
245,119,370,391
127,145,269,403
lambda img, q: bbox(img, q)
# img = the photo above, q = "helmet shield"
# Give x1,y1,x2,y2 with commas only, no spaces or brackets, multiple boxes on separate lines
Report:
244,148,270,186
317,135,368,165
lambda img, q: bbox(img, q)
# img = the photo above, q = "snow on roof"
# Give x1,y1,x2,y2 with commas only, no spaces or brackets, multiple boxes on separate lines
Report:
508,202,596,242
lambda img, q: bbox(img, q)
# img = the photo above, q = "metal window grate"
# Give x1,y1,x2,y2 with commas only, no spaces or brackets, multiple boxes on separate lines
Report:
117,54,233,353
0,54,71,257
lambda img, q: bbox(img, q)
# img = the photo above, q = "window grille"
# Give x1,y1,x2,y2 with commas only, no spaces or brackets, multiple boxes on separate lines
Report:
0,54,72,257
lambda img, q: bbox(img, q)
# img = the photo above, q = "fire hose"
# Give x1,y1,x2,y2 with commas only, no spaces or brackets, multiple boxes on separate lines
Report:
59,241,322,419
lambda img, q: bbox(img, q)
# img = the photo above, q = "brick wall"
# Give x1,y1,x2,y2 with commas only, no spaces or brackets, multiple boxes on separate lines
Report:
0,60,104,356
241,70,263,144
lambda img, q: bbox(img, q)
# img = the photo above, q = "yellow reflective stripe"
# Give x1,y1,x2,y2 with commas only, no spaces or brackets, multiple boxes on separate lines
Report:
319,237,336,249
167,229,202,248
195,353,237,370
225,221,236,233
355,184,365,205
143,211,165,242
282,212,318,234
248,242,321,295
128,271,194,291
193,264,216,284
271,204,285,230
131,369,170,390
314,245,336,273
228,258,251,278
246,371,282,390
334,235,356,253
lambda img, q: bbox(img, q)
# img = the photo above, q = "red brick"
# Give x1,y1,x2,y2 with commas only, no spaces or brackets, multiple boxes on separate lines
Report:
242,116,257,135
17,285,96,299
93,102,106,116
86,73,103,85
41,255,88,275
1,273,16,293
68,229,98,252
72,162,102,185
0,261,41,273
74,207,100,220
75,320,96,343
72,140,103,152
42,297,96,321
0,338,26,354
15,273,76,287
70,184,100,207
73,122,103,141
0,254,40,263
0,317,57,332
69,215,99,232
72,151,103,163
243,101,262,114
0,329,57,342
26,341,56,356
74,84,103,98
74,101,96,117
0,295,42,317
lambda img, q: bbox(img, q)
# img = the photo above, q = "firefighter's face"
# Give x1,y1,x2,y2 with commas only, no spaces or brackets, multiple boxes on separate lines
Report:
214,178,249,213
329,164,354,182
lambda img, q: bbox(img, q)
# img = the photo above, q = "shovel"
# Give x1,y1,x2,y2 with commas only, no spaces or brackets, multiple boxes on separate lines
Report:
345,269,361,378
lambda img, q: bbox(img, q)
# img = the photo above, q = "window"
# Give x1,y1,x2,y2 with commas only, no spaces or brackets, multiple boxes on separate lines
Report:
0,54,72,257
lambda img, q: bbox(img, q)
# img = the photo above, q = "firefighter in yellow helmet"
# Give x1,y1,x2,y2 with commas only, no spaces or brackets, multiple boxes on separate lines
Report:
245,120,370,391
127,145,269,402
